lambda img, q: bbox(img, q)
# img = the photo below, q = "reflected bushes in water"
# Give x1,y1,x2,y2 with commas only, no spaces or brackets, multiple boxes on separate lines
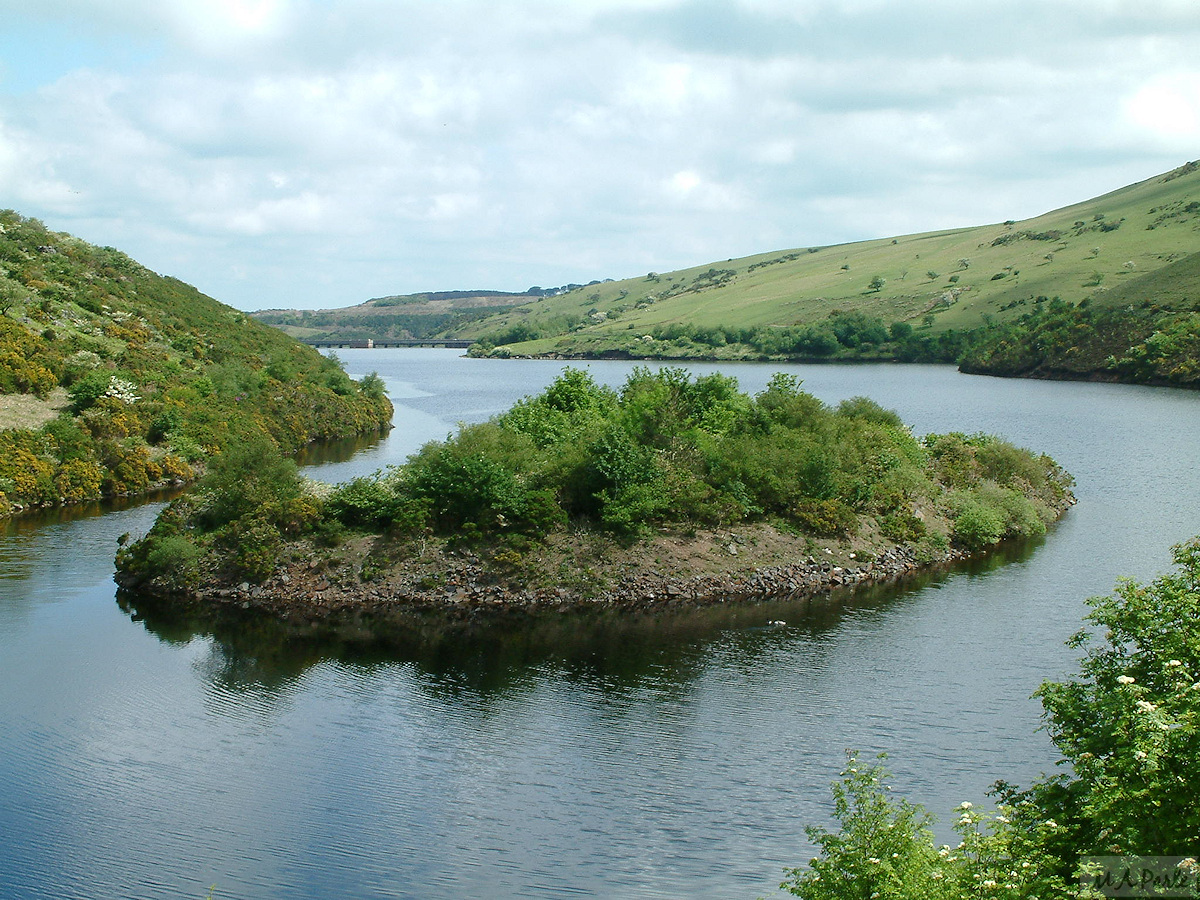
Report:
115,534,1043,698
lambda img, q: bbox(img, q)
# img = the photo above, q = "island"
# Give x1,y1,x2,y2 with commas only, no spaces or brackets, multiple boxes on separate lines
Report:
116,368,1074,623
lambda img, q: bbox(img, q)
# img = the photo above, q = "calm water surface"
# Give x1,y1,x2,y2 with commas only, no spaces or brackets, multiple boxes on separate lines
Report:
3,350,1199,899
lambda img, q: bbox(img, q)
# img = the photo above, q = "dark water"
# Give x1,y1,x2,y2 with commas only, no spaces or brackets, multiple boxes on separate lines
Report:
3,350,1199,900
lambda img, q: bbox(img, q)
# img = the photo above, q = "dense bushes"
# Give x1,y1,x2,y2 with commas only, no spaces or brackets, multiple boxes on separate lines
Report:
117,436,320,586
120,368,1071,588
331,369,1069,548
0,209,394,514
960,297,1200,387
783,537,1200,898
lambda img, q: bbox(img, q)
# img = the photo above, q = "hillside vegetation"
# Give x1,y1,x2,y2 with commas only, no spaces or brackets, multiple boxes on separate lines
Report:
253,289,542,343
251,283,590,344
437,161,1200,382
0,210,393,516
117,368,1072,593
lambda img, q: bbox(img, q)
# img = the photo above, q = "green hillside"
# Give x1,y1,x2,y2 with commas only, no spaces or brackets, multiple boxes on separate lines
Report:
449,160,1200,362
0,210,393,517
252,289,544,343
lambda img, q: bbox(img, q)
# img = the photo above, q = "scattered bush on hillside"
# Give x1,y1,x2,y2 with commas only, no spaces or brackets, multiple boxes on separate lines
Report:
0,208,394,514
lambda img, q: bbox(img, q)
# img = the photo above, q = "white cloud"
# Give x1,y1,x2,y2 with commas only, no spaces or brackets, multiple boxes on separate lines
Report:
0,0,1197,308
1125,72,1200,142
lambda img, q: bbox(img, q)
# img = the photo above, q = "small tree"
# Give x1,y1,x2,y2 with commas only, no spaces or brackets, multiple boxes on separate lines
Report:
868,275,886,292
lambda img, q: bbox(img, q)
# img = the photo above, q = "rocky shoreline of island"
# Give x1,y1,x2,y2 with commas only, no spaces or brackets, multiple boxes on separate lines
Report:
119,520,1043,629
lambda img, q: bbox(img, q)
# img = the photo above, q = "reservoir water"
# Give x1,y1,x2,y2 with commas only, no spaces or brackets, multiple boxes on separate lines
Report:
3,350,1199,899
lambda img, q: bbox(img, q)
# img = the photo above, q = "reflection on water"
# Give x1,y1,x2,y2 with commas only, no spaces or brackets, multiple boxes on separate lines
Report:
117,537,1040,698
292,430,389,468
5,351,1200,900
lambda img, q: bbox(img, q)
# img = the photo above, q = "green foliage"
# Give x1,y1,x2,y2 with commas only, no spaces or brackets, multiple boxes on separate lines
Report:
222,517,284,582
297,369,1067,549
144,534,202,591
198,435,304,528
782,753,964,900
122,370,1069,588
783,537,1200,898
117,434,323,586
408,448,533,534
358,371,387,400
325,473,411,529
926,433,1069,550
880,510,927,543
0,208,393,515
961,294,1200,388
1036,538,1200,860
837,396,904,428
948,495,1005,549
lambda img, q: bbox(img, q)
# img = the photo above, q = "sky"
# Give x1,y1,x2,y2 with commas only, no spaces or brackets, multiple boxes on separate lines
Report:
0,1,1198,312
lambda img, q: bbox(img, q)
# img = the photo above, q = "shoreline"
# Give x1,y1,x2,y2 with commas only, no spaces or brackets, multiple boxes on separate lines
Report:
118,519,1059,628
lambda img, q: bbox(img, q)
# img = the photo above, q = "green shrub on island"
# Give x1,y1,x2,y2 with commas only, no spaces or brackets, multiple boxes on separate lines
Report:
118,368,1072,588
783,537,1200,899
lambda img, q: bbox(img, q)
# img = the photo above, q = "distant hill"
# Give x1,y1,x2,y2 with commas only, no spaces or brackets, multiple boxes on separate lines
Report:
0,210,393,516
441,160,1200,367
251,283,593,343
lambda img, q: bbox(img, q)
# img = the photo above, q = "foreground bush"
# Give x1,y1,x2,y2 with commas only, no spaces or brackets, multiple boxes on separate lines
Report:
783,537,1200,899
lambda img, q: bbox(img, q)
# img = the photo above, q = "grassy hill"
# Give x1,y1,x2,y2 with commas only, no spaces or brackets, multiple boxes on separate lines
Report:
252,289,543,343
0,210,393,517
251,283,596,344
444,160,1200,363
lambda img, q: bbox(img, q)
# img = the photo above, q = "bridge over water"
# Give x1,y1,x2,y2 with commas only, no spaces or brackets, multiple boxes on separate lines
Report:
303,338,474,349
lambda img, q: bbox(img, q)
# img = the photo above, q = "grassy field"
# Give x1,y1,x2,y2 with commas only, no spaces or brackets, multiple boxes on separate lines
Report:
444,160,1200,357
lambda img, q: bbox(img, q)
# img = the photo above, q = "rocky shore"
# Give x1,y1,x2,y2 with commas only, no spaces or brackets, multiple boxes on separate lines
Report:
138,523,997,628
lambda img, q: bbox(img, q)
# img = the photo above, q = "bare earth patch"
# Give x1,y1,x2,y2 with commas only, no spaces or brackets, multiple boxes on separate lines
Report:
0,388,68,432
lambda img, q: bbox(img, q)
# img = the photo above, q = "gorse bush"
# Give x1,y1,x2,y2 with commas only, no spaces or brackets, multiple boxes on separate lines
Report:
120,368,1071,587
0,208,393,515
784,537,1200,899
117,434,320,586
314,368,1068,545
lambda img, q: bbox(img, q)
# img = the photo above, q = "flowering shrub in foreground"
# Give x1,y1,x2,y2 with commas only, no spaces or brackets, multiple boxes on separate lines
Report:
783,538,1200,899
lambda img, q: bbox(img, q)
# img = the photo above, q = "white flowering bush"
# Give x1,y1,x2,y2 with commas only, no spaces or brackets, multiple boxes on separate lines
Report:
103,375,140,404
783,538,1200,899
782,753,965,900
1036,537,1200,860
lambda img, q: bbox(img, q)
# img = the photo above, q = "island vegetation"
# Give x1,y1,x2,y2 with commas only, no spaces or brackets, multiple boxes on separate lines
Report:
116,368,1073,615
0,210,393,517
783,536,1200,900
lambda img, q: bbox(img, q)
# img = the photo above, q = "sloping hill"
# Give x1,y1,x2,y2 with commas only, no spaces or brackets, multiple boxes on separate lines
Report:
0,210,393,516
957,250,1200,387
253,289,545,343
448,160,1200,359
